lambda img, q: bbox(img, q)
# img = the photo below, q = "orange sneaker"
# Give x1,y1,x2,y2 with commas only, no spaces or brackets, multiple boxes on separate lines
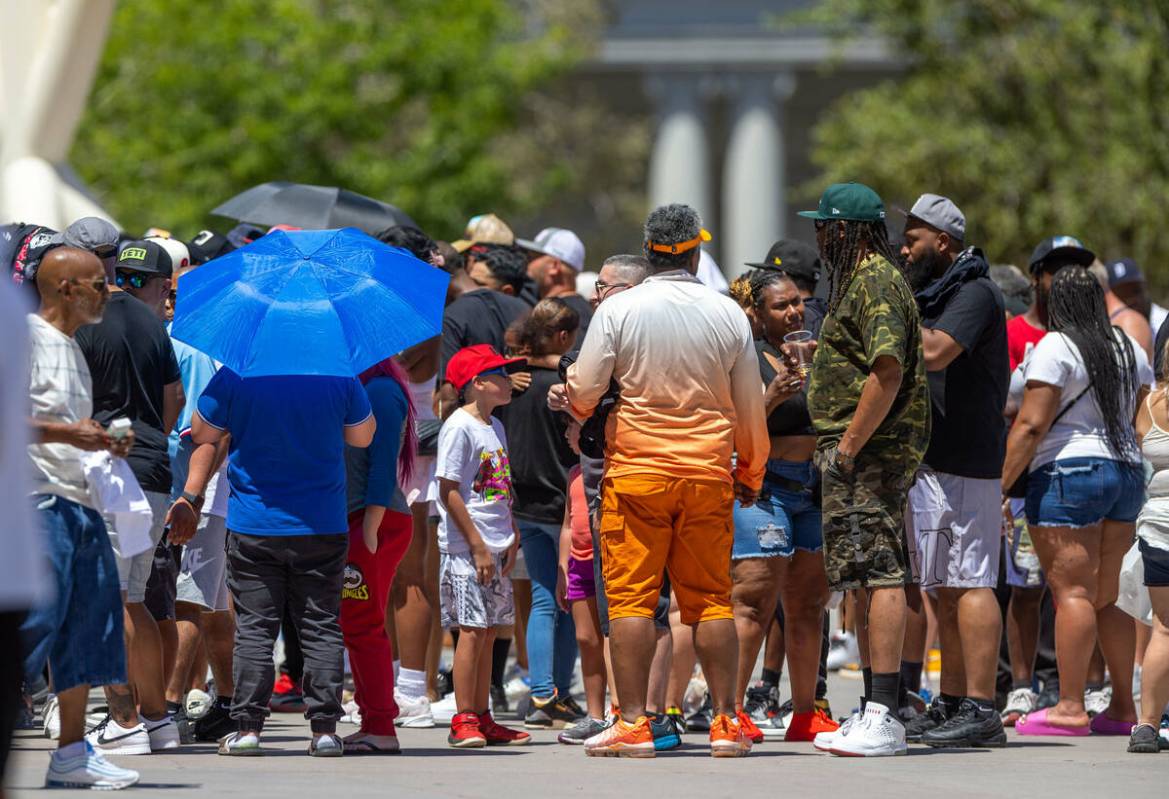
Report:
736,708,765,744
710,713,751,758
477,710,531,746
447,711,486,748
784,708,840,742
584,716,655,758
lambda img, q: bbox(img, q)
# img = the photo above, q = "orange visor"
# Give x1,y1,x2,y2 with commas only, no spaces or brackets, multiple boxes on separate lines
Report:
647,228,712,255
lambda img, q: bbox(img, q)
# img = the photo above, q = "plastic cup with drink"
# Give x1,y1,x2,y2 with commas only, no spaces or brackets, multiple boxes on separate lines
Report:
783,330,815,379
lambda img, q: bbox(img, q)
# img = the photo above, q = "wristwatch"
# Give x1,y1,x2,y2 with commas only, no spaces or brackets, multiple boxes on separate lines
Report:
181,490,204,507
834,450,857,473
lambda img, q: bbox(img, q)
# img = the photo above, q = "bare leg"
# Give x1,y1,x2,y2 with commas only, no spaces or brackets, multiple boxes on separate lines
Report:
935,590,965,698
167,602,204,704
1007,586,1043,685
781,551,830,714
646,627,672,714
946,587,1002,701
1095,520,1138,722
603,637,619,710
203,610,235,694
571,597,607,719
730,557,785,707
391,504,430,672
55,684,90,747
665,596,695,709
475,628,497,712
693,618,739,718
609,616,656,722
762,616,785,678
512,579,531,672
157,619,177,699
453,626,488,714
866,587,906,674
1139,588,1169,727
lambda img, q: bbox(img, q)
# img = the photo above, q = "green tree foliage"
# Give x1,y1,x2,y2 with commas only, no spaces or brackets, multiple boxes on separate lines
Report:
802,1,1169,286
71,0,602,237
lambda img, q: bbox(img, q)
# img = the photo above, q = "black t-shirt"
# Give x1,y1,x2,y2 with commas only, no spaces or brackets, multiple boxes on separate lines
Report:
921,278,1009,478
75,292,182,493
756,340,813,437
497,366,578,524
439,288,530,378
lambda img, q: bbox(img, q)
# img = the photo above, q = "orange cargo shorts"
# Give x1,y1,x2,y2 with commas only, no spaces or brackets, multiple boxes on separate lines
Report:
599,473,735,626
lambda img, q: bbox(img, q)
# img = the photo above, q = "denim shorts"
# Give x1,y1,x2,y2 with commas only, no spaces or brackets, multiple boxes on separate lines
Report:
20,494,126,693
733,459,822,559
1025,457,1145,528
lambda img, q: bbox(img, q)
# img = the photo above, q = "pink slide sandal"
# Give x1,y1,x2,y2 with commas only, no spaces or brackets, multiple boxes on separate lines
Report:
1015,709,1091,737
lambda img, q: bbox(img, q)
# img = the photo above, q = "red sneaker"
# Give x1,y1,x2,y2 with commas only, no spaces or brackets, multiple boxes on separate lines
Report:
447,712,486,748
477,710,531,746
736,708,765,744
784,708,840,742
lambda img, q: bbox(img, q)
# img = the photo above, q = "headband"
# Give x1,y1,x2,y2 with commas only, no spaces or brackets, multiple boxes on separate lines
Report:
647,228,712,255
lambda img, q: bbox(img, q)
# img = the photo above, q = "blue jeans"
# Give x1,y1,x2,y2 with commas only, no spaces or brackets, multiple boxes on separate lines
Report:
732,459,823,559
1025,457,1145,528
519,520,577,699
21,494,126,693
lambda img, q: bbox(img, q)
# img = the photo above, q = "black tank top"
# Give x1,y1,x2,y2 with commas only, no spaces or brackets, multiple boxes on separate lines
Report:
756,340,815,438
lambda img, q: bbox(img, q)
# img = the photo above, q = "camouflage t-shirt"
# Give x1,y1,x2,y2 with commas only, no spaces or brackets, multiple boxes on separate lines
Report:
808,254,930,471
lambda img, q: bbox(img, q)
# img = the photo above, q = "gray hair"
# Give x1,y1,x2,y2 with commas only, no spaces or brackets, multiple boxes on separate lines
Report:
602,253,651,286
643,203,702,270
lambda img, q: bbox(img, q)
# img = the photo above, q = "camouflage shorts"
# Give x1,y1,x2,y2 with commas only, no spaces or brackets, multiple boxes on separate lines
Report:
817,450,915,591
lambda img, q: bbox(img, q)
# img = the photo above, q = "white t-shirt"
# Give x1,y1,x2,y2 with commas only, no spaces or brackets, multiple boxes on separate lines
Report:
1023,329,1152,468
434,407,516,554
27,314,96,508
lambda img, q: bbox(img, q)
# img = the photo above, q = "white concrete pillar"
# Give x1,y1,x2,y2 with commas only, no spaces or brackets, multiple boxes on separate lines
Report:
722,72,796,278
645,74,712,230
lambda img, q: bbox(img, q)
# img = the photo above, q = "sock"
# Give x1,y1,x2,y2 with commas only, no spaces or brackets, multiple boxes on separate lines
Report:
898,660,923,707
398,668,427,700
939,692,963,715
166,700,182,715
1011,679,1033,691
491,638,511,688
971,697,994,713
56,740,85,758
393,659,400,681
862,667,873,701
870,672,900,711
760,667,782,688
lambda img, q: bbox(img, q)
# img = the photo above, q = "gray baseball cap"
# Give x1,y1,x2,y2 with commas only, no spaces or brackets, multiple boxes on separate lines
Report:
903,193,965,241
52,216,120,257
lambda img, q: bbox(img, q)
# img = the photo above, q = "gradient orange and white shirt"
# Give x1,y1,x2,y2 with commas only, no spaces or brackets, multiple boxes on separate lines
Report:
565,271,767,489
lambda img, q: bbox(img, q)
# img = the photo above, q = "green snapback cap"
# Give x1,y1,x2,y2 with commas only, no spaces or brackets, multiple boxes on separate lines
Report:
798,182,885,223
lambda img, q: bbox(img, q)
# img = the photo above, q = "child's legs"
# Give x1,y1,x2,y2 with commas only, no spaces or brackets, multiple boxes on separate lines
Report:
455,626,490,714
571,597,607,719
476,627,498,712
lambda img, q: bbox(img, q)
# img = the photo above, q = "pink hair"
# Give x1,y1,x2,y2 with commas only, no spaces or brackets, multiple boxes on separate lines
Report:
358,356,417,485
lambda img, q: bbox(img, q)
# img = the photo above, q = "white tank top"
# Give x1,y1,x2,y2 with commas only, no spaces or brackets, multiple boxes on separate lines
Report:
408,374,436,421
1137,391,1169,549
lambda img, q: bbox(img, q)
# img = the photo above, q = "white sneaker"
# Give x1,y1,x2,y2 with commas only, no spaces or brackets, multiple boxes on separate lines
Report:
340,700,362,726
144,715,180,751
1000,687,1038,725
185,688,213,720
826,631,860,671
1084,686,1112,717
42,695,60,740
503,674,531,704
829,702,907,757
393,690,436,728
814,710,858,752
427,693,457,726
85,717,152,756
45,741,140,790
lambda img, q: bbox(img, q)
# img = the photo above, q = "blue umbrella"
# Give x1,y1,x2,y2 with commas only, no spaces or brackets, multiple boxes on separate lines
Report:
171,227,449,377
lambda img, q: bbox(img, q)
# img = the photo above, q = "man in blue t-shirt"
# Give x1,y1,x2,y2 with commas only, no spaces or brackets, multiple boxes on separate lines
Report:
192,370,375,756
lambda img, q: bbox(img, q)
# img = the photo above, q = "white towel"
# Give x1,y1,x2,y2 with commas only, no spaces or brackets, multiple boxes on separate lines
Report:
81,452,153,558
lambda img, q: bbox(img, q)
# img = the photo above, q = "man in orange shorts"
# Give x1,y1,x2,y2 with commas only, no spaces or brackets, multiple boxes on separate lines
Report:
550,204,767,758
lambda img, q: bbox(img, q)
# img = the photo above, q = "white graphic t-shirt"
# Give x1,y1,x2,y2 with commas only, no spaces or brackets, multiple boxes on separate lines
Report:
435,407,516,555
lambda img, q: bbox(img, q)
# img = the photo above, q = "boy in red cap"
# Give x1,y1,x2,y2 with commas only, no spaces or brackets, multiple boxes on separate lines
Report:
437,345,530,748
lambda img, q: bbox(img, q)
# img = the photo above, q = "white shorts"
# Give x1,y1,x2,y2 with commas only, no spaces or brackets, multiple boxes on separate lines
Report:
439,551,514,630
106,491,170,603
176,513,230,611
907,470,1002,590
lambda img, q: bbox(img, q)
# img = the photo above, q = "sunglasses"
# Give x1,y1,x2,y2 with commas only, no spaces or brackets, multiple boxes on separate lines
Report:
115,271,152,290
595,280,631,296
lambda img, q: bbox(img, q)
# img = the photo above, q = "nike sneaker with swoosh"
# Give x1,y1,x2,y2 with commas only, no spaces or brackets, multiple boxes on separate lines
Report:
85,716,152,756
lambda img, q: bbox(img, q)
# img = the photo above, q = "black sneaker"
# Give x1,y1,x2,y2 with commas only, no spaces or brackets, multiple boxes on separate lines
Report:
174,707,197,745
905,697,951,743
1035,682,1060,710
685,693,713,733
194,700,237,743
560,695,587,721
922,698,1007,748
1128,723,1168,753
743,683,779,725
524,695,582,729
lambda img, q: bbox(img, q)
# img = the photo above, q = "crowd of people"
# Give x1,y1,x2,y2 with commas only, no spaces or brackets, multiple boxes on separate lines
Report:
2,179,1169,790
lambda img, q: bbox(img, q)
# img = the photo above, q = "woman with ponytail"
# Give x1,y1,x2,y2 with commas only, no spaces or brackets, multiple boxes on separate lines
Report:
340,356,416,753
1002,265,1152,736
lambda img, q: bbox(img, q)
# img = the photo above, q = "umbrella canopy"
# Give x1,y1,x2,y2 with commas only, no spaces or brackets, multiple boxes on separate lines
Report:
211,181,415,234
171,228,448,378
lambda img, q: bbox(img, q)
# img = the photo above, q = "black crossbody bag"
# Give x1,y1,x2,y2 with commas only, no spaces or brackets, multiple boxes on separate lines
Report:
1005,382,1092,499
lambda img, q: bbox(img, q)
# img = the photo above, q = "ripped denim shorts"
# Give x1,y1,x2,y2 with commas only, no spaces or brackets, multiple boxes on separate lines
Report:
1024,457,1145,528
732,459,822,559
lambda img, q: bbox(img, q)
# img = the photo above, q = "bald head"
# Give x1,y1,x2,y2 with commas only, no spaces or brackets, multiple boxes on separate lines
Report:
36,246,108,333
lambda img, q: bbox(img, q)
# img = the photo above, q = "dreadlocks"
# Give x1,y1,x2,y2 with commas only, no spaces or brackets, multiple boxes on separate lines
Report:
822,220,901,315
1047,265,1140,458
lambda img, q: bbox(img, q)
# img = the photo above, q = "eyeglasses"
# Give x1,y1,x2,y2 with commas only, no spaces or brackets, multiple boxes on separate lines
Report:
115,271,151,290
595,280,632,296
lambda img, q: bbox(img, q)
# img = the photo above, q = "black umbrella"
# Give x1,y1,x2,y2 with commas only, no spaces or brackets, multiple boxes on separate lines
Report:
211,181,415,235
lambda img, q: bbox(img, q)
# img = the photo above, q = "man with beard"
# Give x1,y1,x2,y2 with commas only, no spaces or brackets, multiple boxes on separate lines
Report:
799,183,930,757
898,195,1009,748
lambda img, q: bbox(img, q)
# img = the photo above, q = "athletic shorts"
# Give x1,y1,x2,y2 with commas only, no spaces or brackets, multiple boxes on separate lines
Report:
565,556,595,602
106,491,171,603
1004,499,1045,589
732,460,822,559
176,513,230,611
1140,539,1169,587
439,551,514,630
819,452,914,591
907,470,1002,590
599,474,734,626
1025,457,1145,528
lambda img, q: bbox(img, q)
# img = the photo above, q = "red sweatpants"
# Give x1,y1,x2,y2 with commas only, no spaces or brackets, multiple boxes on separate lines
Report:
340,509,412,734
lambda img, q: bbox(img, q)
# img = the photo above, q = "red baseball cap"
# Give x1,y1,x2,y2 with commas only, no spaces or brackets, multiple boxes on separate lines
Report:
445,344,526,391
